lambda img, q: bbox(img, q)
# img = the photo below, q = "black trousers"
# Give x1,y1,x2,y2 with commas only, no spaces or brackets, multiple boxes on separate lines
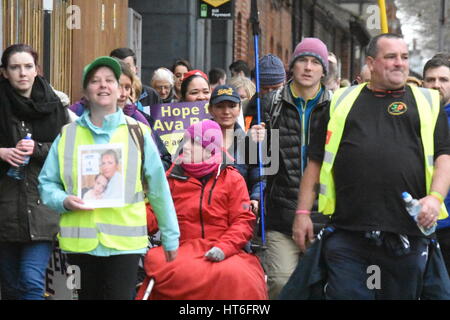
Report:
67,253,141,300
323,229,428,300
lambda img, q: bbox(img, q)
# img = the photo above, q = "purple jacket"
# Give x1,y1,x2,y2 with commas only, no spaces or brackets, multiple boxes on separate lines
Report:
123,103,150,126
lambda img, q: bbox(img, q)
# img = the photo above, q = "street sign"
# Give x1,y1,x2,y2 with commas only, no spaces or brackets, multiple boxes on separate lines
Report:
198,0,233,20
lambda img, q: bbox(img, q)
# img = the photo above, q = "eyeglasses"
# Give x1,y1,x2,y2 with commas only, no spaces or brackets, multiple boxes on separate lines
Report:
155,85,171,91
370,87,406,98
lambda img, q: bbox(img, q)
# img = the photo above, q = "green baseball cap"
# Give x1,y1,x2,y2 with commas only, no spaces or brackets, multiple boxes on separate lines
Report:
82,56,122,88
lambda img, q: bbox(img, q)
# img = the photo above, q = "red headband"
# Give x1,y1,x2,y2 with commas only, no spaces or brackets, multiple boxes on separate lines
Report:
182,69,209,82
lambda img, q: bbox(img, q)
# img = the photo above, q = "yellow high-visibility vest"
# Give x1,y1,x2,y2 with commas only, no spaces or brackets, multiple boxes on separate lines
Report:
57,116,148,252
319,83,448,220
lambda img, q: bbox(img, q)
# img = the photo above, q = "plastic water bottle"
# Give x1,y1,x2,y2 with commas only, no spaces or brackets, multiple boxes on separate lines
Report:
402,191,436,236
7,133,32,180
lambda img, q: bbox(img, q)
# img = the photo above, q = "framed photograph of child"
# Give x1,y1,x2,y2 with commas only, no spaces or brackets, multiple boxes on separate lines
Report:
78,144,125,208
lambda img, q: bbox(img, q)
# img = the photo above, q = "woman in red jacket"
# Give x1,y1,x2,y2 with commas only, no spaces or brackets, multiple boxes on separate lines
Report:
137,120,267,300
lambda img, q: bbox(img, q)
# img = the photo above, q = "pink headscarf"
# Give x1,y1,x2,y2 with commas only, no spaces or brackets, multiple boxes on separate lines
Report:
180,120,223,178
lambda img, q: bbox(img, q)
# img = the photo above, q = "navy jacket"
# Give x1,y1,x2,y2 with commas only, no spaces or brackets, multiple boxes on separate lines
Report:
227,123,265,201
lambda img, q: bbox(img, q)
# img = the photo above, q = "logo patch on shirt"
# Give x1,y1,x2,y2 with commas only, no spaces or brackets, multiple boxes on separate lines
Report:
388,102,407,115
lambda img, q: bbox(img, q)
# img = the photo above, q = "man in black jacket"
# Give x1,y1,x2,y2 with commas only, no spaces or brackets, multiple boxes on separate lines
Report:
251,38,331,299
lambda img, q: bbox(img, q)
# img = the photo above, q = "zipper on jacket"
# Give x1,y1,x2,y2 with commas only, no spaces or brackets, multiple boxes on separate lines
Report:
199,185,206,239
207,165,222,205
300,102,307,174
207,177,219,205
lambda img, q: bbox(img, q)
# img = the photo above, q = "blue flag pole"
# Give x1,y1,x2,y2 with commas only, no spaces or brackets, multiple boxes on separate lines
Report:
250,0,266,247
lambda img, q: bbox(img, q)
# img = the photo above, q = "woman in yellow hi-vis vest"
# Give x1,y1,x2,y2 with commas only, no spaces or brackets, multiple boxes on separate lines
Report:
38,57,180,300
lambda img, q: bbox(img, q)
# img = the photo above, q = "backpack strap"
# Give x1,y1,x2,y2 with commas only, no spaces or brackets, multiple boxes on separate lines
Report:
125,117,148,194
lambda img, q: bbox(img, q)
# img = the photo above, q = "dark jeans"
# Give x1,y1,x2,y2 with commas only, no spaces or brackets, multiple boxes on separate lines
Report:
67,254,140,300
0,241,53,300
436,227,450,276
323,230,428,300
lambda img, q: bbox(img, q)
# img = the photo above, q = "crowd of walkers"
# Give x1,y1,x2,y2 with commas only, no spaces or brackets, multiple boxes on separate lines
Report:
0,31,450,300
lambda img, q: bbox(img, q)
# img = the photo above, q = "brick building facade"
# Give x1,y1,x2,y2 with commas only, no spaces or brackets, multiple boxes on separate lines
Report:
233,0,293,70
1,0,396,98
233,0,372,81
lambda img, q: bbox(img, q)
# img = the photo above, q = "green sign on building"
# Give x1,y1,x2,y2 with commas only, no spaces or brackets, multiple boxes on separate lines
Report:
198,0,233,19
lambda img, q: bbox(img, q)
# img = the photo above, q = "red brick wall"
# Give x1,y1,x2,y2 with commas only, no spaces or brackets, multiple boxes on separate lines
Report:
234,0,293,69
339,36,352,81
234,0,251,62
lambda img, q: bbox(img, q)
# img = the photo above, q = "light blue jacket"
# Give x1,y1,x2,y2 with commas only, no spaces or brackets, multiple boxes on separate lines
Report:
38,109,180,256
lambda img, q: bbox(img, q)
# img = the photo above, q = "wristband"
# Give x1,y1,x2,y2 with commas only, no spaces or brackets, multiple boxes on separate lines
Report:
430,191,444,204
295,209,311,215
